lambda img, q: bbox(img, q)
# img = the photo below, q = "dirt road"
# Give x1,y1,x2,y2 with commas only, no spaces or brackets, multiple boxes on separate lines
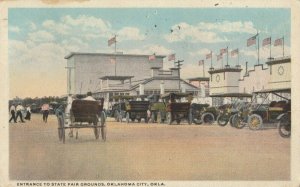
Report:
9,114,290,180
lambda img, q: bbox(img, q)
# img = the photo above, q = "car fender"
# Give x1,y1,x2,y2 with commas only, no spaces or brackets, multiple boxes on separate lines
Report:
276,113,287,121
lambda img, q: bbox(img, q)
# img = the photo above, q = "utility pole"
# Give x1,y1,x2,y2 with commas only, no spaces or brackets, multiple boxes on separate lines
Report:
174,60,184,92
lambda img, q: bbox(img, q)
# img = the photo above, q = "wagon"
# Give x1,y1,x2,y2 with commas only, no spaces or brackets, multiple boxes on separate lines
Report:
161,93,193,125
57,98,106,143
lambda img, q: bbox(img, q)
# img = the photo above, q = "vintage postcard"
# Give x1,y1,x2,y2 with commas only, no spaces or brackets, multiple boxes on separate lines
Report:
0,0,299,187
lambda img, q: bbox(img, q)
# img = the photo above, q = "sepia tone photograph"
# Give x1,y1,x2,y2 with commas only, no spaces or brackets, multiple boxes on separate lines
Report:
1,0,299,187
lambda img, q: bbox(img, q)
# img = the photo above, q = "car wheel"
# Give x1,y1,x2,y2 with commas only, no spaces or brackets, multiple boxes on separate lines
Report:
248,114,263,130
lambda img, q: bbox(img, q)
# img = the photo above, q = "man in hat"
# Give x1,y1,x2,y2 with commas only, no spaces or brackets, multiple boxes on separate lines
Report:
83,91,96,101
16,103,25,123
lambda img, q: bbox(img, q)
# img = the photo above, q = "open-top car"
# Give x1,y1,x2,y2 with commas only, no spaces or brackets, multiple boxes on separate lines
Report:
247,89,291,132
232,89,291,135
111,95,150,123
147,94,167,123
190,103,218,125
161,92,193,125
210,93,252,127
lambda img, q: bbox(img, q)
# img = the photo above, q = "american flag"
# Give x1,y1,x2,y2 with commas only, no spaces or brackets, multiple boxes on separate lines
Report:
108,36,116,46
247,34,257,47
262,37,271,47
168,53,175,61
148,54,156,61
199,60,204,66
231,48,239,56
206,52,212,59
274,38,283,46
220,48,228,55
217,54,223,61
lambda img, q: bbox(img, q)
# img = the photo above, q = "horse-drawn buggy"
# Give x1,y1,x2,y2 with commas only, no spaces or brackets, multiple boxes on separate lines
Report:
161,92,193,125
57,96,106,143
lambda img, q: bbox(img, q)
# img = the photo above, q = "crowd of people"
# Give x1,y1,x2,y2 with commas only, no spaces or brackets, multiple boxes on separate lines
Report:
9,92,97,125
9,103,31,123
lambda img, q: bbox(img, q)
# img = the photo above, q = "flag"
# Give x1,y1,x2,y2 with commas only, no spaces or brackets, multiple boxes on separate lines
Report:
247,34,257,47
262,37,271,47
168,53,175,61
217,54,223,61
199,60,204,66
274,38,283,46
108,36,116,46
231,48,239,56
206,52,212,59
149,54,156,61
220,48,228,55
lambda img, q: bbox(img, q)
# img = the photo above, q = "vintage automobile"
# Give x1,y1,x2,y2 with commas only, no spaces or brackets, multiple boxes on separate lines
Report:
190,103,218,125
147,94,167,123
57,96,106,143
161,92,193,125
209,93,252,127
232,89,291,131
110,102,126,122
278,111,291,138
111,95,150,123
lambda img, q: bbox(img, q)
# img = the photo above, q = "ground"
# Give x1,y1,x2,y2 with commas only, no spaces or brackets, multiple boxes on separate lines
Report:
9,114,290,180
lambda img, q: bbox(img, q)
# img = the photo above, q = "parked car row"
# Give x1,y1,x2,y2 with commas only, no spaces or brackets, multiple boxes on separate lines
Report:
106,90,291,138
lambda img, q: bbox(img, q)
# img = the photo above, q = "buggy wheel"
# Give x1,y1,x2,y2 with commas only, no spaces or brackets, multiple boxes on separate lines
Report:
248,114,263,130
94,123,100,139
62,127,65,144
126,112,130,123
201,113,215,125
100,111,107,141
217,114,228,127
57,116,63,141
167,112,172,125
278,116,291,138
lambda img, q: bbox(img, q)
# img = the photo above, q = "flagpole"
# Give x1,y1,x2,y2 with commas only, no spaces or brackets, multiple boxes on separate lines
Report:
203,62,205,77
210,51,212,69
237,49,239,66
226,46,228,67
283,36,285,57
257,31,260,65
269,37,272,60
114,35,117,76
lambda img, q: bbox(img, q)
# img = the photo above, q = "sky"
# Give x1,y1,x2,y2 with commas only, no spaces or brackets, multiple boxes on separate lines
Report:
8,8,291,99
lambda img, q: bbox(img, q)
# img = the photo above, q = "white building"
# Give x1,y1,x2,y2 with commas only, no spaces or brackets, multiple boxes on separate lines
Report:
94,67,200,109
64,52,165,95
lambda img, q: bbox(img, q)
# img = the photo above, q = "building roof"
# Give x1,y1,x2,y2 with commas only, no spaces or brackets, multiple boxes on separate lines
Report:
253,88,291,94
266,56,291,65
208,66,242,74
99,76,134,80
65,52,166,59
209,93,252,98
187,77,210,81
